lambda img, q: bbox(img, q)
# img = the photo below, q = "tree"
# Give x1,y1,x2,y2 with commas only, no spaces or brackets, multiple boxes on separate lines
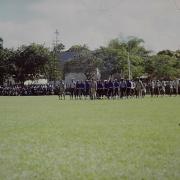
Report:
68,44,89,53
1,36,180,84
12,43,50,84
79,53,101,80
0,37,3,49
125,37,151,78
149,55,178,80
50,43,65,82
95,37,150,79
53,43,65,53
0,48,14,85
64,45,101,80
157,50,175,57
95,47,125,79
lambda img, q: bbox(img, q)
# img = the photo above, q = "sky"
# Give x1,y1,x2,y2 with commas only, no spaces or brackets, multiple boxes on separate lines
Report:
0,0,180,52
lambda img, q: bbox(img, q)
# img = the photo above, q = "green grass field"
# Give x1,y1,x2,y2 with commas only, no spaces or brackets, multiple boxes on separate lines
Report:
0,96,180,180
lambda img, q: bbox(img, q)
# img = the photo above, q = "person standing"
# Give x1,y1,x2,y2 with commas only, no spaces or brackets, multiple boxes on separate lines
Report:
99,80,104,99
142,82,147,98
69,79,76,100
174,79,179,96
150,80,155,97
103,80,109,98
161,80,166,96
96,80,101,99
156,80,161,97
85,80,90,99
114,79,119,99
57,80,65,100
169,80,174,96
80,81,85,99
126,80,132,98
75,80,80,99
90,79,97,100
108,79,114,99
135,78,144,98
120,78,127,98
131,80,136,97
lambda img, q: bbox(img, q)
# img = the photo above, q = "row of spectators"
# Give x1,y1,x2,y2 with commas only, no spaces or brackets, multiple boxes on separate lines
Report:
0,84,54,96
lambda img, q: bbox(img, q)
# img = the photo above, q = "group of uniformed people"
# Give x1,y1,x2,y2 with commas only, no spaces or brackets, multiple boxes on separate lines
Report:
56,78,180,100
63,79,142,100
0,79,179,99
147,80,180,97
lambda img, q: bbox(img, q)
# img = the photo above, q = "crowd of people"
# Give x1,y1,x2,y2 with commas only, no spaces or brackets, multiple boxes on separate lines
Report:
0,84,54,96
0,79,179,99
58,78,180,100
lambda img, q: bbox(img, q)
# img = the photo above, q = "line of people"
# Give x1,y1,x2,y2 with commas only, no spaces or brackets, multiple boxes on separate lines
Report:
63,79,143,100
148,80,179,97
0,79,179,98
57,79,180,100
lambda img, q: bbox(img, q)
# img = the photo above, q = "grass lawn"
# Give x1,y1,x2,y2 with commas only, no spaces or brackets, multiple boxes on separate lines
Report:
0,96,180,180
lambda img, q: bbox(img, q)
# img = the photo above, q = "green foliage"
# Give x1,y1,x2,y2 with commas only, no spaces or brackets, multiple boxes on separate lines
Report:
96,37,180,80
12,43,50,83
48,43,65,82
0,43,65,84
0,37,180,83
0,48,14,84
157,50,175,57
95,47,123,79
68,44,89,53
44,51,60,81
149,55,179,80
95,37,149,79
53,43,65,53
64,45,101,79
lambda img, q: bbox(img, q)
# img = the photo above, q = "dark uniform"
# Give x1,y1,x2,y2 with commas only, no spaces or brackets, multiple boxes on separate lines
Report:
97,81,103,99
169,81,174,96
108,80,114,99
120,79,127,98
104,81,109,98
80,81,85,98
85,80,90,99
69,80,76,99
114,80,119,98
155,80,161,97
75,81,80,99
126,80,131,98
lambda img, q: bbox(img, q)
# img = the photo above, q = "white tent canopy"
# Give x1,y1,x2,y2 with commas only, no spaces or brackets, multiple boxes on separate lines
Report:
24,79,48,85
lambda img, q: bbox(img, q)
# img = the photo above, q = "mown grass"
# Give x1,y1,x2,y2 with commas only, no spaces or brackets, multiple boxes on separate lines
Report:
0,96,180,180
